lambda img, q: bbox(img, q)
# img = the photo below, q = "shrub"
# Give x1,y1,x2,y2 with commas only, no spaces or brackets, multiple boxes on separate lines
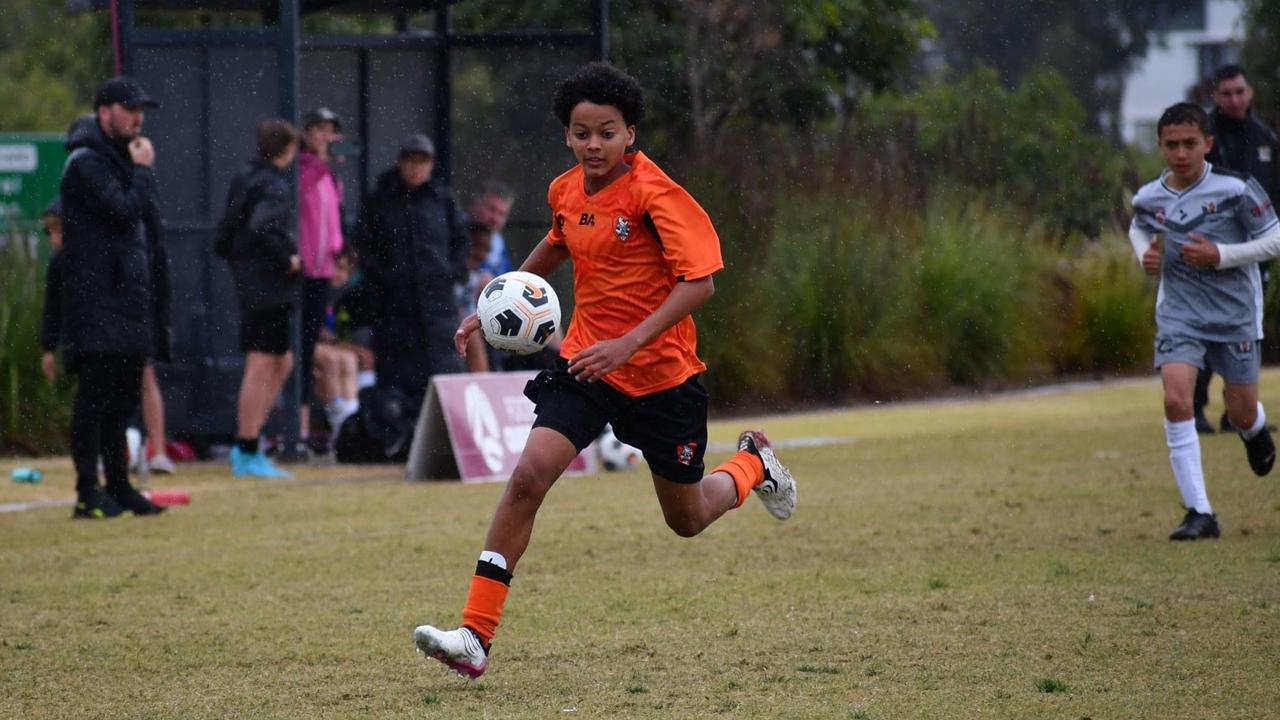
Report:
0,228,73,454
914,192,1056,384
1053,240,1155,373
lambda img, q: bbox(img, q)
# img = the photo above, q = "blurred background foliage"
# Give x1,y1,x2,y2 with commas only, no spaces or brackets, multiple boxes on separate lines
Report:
0,0,1262,449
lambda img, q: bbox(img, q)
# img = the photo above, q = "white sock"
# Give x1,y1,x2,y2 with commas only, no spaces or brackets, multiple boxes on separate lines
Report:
1241,402,1267,439
357,370,376,389
478,550,508,570
1165,418,1212,514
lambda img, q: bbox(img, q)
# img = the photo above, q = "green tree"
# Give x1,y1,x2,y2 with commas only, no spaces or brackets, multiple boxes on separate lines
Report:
452,0,931,159
925,0,1186,141
1242,0,1280,124
0,0,110,132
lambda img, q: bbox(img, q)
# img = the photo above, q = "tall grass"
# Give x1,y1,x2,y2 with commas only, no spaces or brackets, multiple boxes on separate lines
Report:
0,227,72,454
699,187,1154,405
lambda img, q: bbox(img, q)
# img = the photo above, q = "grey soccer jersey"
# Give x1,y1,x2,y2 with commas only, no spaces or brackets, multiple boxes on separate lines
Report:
1131,163,1279,341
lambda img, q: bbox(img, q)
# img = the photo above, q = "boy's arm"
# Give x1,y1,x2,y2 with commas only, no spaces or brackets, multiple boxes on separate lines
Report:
567,275,715,383
1128,222,1153,263
1214,223,1280,269
517,238,570,277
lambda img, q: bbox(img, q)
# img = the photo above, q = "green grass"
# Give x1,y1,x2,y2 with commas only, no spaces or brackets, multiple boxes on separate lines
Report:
3,373,1280,718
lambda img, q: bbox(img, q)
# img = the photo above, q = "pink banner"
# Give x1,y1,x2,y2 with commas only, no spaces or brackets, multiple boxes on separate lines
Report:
426,372,594,483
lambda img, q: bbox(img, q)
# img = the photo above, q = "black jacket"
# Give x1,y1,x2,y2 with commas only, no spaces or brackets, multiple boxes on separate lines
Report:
1208,107,1280,202
353,168,469,329
217,160,300,315
59,117,162,362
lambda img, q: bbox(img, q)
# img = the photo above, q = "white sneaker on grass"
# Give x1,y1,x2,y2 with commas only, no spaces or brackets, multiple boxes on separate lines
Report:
738,429,797,520
148,453,176,474
413,625,487,679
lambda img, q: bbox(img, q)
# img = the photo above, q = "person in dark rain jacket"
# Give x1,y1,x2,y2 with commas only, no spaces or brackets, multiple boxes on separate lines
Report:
58,77,166,518
353,134,470,398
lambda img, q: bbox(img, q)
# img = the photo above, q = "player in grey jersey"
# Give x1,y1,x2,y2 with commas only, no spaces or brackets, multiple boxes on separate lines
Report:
1129,102,1280,540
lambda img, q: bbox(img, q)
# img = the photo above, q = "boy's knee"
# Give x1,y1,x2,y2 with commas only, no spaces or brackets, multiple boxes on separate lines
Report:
1164,395,1193,421
662,510,707,538
508,461,556,502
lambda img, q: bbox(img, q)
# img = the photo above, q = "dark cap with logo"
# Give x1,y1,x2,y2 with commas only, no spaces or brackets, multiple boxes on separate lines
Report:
302,107,343,131
93,76,159,109
398,133,435,158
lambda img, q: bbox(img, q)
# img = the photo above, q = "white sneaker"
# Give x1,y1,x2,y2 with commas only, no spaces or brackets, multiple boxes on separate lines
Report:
148,453,176,475
413,625,487,679
739,430,796,520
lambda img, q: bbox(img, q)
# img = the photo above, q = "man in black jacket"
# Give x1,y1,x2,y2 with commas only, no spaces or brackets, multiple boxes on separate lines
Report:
354,134,469,399
1193,65,1280,434
59,77,166,518
217,119,301,478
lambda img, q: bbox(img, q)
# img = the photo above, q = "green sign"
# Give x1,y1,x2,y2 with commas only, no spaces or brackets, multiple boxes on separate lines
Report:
0,133,66,229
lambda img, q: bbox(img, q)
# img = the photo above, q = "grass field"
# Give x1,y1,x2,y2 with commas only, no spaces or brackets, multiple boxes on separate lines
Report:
2,374,1279,719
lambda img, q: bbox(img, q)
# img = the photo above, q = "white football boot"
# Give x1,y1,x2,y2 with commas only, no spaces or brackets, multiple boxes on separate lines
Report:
413,625,488,679
738,430,797,520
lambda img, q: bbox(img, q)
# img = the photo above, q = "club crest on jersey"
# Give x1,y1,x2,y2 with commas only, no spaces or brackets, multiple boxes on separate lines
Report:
1203,201,1217,214
1155,208,1166,225
676,441,697,466
614,216,632,242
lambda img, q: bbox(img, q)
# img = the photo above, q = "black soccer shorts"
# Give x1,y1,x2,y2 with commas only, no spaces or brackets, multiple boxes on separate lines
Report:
524,359,709,483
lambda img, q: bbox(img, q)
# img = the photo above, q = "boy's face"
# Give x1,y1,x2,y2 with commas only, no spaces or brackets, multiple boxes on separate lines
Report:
42,216,62,251
565,101,635,188
1158,122,1212,183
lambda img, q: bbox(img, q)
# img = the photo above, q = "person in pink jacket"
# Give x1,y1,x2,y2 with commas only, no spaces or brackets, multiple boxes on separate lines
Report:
298,107,346,450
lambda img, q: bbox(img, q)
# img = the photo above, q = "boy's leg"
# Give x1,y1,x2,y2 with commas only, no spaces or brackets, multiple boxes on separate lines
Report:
1216,337,1275,476
414,427,579,678
1161,361,1220,540
650,429,797,536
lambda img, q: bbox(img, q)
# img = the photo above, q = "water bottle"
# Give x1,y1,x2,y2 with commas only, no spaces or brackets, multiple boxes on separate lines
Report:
10,467,42,484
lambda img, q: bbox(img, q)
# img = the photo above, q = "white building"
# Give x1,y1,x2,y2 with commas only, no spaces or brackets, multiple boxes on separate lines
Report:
1119,0,1244,149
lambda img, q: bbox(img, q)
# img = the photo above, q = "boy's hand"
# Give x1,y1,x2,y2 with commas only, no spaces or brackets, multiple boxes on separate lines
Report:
1142,238,1162,275
455,313,481,356
568,335,640,383
1180,233,1220,268
41,352,56,381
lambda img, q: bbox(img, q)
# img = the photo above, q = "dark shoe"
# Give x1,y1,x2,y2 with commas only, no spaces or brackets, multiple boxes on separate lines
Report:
72,486,127,519
1220,411,1236,433
106,484,166,516
1194,412,1216,434
1242,426,1276,477
1169,509,1221,541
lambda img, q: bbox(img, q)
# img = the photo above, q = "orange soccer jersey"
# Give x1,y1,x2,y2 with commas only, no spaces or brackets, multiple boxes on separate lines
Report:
544,150,724,396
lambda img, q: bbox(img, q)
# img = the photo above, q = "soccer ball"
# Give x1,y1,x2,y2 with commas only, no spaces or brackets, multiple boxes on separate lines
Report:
476,271,562,355
598,424,642,471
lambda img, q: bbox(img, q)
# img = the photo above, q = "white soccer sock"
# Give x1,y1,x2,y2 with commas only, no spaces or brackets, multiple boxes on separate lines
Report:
1165,418,1212,514
478,550,508,570
357,370,376,389
1241,402,1267,439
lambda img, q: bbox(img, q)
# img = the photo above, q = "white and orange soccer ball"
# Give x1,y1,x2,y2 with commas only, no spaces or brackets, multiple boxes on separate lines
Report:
476,271,561,355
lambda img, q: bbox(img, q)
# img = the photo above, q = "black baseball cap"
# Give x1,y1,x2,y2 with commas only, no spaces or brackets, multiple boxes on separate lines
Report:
302,107,343,131
93,76,159,109
398,133,436,158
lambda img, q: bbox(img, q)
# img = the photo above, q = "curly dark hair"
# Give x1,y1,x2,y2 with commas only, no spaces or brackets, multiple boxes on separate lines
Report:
552,61,645,127
1157,102,1210,137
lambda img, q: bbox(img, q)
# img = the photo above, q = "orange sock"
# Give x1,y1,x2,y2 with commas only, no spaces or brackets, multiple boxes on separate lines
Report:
461,562,511,647
713,450,765,508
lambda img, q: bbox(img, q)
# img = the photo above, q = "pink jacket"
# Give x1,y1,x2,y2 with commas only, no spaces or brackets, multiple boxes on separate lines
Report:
297,150,344,278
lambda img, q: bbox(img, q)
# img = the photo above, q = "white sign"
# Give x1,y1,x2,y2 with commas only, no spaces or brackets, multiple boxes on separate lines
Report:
0,144,38,173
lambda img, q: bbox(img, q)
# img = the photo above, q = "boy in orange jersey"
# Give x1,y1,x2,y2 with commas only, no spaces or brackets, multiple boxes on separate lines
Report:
413,62,797,679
